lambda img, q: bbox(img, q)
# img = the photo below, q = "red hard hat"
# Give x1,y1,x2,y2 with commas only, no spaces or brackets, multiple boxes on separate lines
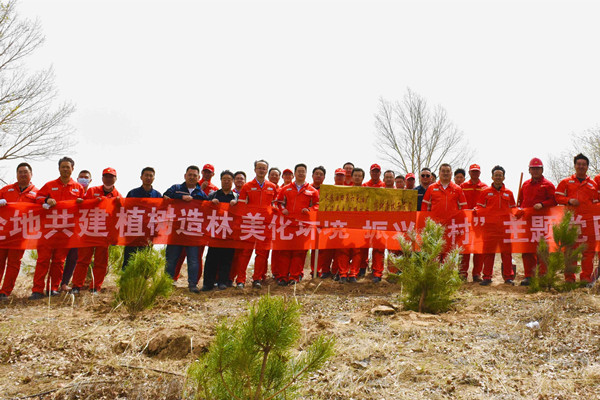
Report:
334,168,345,175
469,164,481,171
529,158,543,168
370,163,382,171
405,173,415,179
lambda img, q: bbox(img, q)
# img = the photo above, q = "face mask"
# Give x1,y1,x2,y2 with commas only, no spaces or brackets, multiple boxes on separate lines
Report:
78,178,90,187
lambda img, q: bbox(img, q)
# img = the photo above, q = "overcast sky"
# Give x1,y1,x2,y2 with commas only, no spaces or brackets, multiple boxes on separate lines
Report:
12,0,600,193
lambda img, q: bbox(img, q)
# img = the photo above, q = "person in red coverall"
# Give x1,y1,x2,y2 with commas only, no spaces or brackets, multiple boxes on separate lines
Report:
517,158,556,286
0,163,39,299
229,160,278,289
173,163,219,285
333,168,345,186
70,168,121,294
395,174,406,189
555,153,600,283
405,173,416,189
383,170,396,189
268,167,281,188
336,168,365,283
29,157,85,300
459,164,488,281
309,166,332,277
362,164,386,281
454,169,466,186
423,163,467,213
274,164,319,285
281,169,294,187
475,165,518,286
422,163,467,263
343,162,354,186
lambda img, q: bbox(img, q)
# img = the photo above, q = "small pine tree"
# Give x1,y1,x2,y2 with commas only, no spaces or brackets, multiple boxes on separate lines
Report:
186,295,335,400
114,246,172,314
530,210,586,292
390,218,462,314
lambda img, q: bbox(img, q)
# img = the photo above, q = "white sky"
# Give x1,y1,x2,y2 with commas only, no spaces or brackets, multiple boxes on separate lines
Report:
12,0,600,194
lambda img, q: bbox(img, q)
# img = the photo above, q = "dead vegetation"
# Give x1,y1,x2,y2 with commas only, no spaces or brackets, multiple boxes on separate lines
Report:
1,260,599,399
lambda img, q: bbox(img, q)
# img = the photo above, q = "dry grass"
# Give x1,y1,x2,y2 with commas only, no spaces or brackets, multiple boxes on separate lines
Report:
1,259,599,399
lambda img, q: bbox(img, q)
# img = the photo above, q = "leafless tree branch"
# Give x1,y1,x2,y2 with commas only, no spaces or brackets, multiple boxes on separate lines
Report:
0,0,74,165
374,88,472,176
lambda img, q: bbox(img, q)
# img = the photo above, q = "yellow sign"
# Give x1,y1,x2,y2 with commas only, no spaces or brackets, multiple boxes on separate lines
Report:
319,185,417,212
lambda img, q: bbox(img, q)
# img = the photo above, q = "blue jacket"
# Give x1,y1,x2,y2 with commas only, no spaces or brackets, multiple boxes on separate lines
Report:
164,182,208,200
126,186,162,198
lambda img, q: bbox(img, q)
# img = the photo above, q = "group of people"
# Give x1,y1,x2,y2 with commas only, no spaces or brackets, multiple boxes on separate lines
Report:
0,153,597,300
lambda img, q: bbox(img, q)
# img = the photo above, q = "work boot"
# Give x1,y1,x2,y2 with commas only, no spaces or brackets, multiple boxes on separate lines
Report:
277,279,287,286
372,276,382,283
29,292,44,300
520,277,531,286
348,277,358,283
358,268,366,278
200,286,213,292
252,280,262,289
504,279,514,286
333,274,340,281
339,277,348,284
480,279,492,286
236,283,245,289
473,275,483,283
71,287,81,295
48,290,60,297
189,286,201,294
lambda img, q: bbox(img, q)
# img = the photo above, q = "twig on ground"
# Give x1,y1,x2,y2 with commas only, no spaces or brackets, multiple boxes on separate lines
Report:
118,363,185,377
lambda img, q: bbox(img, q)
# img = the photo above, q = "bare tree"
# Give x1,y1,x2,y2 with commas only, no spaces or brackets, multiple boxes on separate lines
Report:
547,127,600,183
0,0,74,164
374,88,472,175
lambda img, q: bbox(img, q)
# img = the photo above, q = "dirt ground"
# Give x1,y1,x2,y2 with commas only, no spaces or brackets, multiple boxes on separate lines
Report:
1,255,600,400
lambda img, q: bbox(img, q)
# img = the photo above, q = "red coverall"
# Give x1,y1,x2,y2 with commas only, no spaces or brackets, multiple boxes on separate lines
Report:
0,182,39,295
33,178,84,294
422,181,467,214
475,185,516,281
273,183,319,282
71,186,121,291
172,178,220,283
360,180,387,277
229,179,278,284
517,177,556,278
555,175,600,282
460,179,488,279
309,185,337,277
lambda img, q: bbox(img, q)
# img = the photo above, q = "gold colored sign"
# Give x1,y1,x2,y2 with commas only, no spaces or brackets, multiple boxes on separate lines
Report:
319,185,417,212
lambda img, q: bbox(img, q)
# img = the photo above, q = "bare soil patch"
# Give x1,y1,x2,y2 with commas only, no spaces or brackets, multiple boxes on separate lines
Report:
1,259,599,399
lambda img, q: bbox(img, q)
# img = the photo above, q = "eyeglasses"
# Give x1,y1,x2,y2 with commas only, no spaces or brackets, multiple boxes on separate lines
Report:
421,174,431,178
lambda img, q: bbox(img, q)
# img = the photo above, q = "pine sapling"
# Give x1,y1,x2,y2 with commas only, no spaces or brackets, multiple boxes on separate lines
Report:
530,210,586,292
186,294,335,400
391,218,462,313
114,246,172,314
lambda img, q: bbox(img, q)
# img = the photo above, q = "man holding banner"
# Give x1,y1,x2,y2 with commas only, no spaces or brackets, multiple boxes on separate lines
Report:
555,153,599,283
229,160,277,289
0,163,39,299
517,158,556,286
274,164,319,285
30,157,85,300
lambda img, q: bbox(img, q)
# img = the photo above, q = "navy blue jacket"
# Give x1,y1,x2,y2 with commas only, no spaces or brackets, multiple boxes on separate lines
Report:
164,182,208,200
127,186,162,198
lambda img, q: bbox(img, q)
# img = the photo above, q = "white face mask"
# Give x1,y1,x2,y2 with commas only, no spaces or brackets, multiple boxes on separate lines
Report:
77,178,90,187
